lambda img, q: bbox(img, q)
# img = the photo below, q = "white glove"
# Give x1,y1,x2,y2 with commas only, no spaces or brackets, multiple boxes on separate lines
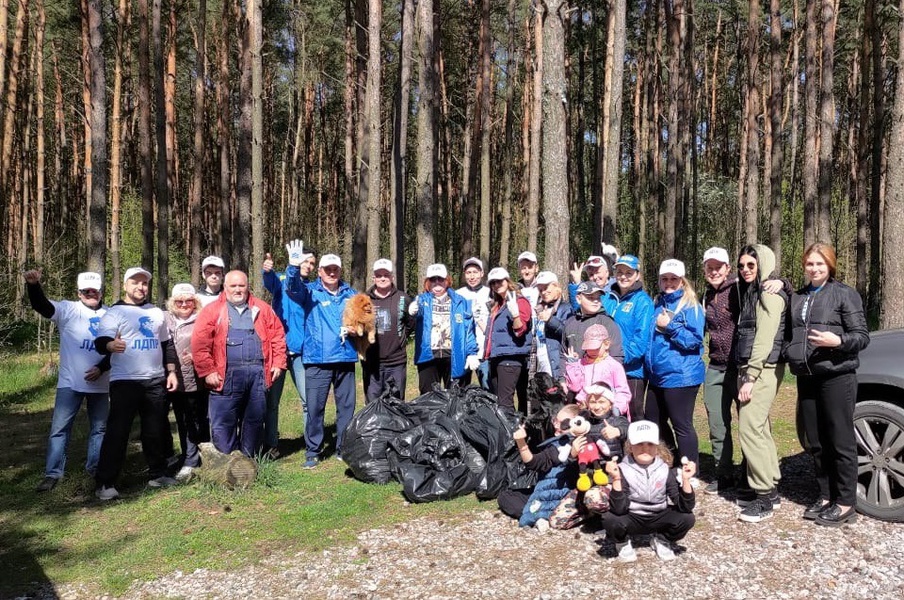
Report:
339,326,349,343
465,355,481,371
505,292,520,317
408,301,419,316
285,239,305,267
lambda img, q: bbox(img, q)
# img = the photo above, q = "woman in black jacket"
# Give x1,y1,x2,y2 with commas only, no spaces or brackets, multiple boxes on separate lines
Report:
785,242,870,526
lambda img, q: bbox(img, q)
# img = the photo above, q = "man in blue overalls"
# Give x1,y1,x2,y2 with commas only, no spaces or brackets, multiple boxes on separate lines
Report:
192,271,287,457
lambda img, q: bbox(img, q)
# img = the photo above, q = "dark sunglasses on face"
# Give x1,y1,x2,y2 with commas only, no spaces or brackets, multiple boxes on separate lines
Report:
174,299,195,306
738,262,756,270
429,276,445,283
79,289,100,295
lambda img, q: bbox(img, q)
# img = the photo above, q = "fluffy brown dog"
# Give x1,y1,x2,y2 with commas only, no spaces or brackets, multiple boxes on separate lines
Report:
342,293,376,360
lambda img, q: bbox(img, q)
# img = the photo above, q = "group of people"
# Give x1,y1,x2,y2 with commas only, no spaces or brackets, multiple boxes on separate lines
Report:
28,239,869,545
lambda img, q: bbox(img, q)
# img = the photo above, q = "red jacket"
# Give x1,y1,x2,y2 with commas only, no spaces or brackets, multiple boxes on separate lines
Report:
191,293,288,390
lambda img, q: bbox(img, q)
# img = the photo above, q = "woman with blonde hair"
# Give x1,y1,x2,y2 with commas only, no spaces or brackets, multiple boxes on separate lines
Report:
164,283,209,480
644,259,705,468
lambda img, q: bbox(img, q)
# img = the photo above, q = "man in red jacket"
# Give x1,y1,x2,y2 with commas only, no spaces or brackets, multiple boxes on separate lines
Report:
191,270,287,457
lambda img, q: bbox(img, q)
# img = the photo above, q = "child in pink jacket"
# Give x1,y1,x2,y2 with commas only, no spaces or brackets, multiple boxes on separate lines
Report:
565,324,632,417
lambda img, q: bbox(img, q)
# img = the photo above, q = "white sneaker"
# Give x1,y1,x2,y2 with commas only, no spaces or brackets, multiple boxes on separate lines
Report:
148,476,179,488
616,541,637,563
535,518,550,534
650,534,676,561
95,485,120,501
175,466,194,482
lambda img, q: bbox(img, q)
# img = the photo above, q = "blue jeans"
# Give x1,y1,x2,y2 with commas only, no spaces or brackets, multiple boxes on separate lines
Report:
209,366,267,457
264,353,307,448
304,363,356,460
45,388,109,479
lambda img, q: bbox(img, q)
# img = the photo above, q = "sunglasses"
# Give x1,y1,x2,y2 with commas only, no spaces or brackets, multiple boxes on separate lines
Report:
738,261,757,270
174,299,195,306
428,276,445,283
79,289,100,295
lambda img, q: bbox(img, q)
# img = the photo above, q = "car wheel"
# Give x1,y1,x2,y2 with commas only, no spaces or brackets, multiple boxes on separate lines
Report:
854,400,904,522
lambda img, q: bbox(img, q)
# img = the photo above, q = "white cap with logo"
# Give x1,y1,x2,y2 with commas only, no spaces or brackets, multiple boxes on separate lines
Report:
627,420,660,445
517,251,538,265
319,254,342,268
171,283,196,297
534,271,558,285
487,267,510,283
659,259,686,278
702,247,731,266
425,263,448,279
77,272,103,291
123,267,152,283
373,258,393,273
201,255,225,269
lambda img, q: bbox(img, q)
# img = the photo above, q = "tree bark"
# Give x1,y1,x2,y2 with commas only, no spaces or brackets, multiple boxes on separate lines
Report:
110,0,129,297
86,0,107,275
153,0,169,299
768,0,784,267
542,0,569,275
881,0,904,328
250,0,263,289
189,0,207,286
138,0,155,271
235,0,252,271
817,0,836,242
868,0,885,315
34,0,46,264
415,0,436,273
390,0,413,284
743,0,761,244
600,0,626,246
802,0,818,250
478,0,492,263
527,4,543,253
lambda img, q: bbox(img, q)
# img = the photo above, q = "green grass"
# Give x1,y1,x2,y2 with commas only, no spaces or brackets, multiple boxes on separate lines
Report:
0,352,805,597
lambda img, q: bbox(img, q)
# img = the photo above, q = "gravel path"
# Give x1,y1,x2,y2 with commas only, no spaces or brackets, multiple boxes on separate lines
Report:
49,455,904,600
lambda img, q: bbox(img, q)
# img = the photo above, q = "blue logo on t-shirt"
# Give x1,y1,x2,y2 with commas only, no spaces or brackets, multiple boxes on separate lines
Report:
138,316,155,338
88,316,100,337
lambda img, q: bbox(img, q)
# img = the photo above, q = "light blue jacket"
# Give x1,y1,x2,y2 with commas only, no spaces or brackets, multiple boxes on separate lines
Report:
645,289,705,388
285,265,358,364
262,269,307,354
412,289,477,378
603,284,655,379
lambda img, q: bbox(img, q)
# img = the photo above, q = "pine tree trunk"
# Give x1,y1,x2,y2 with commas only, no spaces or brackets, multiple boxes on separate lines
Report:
138,0,155,271
881,0,904,328
542,0,569,275
1,0,27,200
110,0,128,297
415,0,436,273
86,0,107,275
390,0,413,284
744,0,761,244
34,0,46,264
189,0,206,286
478,0,492,262
216,7,232,260
768,0,784,267
817,0,836,241
527,6,543,253
855,8,870,295
600,0,626,245
250,0,263,289
803,0,818,249
868,0,885,316
153,0,169,299
235,0,252,271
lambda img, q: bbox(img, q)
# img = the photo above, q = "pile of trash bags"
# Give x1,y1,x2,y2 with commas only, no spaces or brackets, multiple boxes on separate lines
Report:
342,384,539,503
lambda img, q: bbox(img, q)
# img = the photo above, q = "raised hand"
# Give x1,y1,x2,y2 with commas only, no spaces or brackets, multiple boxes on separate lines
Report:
24,269,42,284
262,252,274,273
285,239,305,267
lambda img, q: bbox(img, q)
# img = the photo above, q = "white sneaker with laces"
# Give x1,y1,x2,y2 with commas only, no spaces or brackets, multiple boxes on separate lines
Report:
535,518,550,534
650,534,676,561
616,540,637,563
95,485,120,501
175,466,194,482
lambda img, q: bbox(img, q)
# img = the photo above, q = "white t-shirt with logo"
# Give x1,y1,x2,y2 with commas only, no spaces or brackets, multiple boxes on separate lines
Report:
96,303,170,381
51,300,110,393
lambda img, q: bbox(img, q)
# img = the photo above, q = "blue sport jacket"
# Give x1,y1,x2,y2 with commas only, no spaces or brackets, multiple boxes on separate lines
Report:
285,265,358,364
412,288,477,378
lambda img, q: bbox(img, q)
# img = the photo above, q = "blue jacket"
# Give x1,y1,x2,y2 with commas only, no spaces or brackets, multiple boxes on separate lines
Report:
603,283,655,379
519,463,571,527
486,297,533,358
262,269,307,354
285,265,359,364
538,300,573,380
412,289,477,378
645,289,705,388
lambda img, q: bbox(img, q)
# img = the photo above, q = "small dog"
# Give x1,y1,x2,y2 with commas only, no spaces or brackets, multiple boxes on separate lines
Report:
342,293,377,360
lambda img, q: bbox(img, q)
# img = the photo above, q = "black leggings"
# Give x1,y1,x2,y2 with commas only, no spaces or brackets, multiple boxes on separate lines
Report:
644,384,700,464
627,377,647,421
418,357,452,394
600,509,695,544
490,357,528,413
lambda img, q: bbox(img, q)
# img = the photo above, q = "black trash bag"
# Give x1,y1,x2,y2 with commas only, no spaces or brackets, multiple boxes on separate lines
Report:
387,413,477,503
405,386,453,424
525,371,567,447
343,386,419,484
449,384,537,499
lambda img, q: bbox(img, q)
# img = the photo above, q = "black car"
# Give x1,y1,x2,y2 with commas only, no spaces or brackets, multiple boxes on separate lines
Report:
855,328,904,522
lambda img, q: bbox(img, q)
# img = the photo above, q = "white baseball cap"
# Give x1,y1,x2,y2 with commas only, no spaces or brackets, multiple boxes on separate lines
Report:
319,254,342,268
486,267,510,283
171,283,196,297
123,267,152,283
373,258,393,273
702,247,731,266
535,271,558,285
659,259,686,278
627,420,660,445
77,272,103,291
201,255,225,269
425,263,448,279
517,251,538,265
462,257,484,271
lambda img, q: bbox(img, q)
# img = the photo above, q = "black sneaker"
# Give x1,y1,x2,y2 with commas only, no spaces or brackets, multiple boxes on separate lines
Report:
35,476,58,492
737,487,780,508
705,476,735,496
802,499,830,520
739,496,774,523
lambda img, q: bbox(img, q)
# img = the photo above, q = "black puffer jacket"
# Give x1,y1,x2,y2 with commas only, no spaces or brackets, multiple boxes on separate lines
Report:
784,279,870,376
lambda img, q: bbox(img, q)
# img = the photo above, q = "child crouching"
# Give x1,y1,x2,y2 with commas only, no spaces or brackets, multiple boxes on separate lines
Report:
600,420,696,562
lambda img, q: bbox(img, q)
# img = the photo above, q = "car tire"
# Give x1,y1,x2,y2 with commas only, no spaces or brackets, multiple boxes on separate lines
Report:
854,400,904,522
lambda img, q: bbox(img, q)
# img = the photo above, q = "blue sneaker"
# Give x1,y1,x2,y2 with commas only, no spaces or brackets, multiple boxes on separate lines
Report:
303,457,319,469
